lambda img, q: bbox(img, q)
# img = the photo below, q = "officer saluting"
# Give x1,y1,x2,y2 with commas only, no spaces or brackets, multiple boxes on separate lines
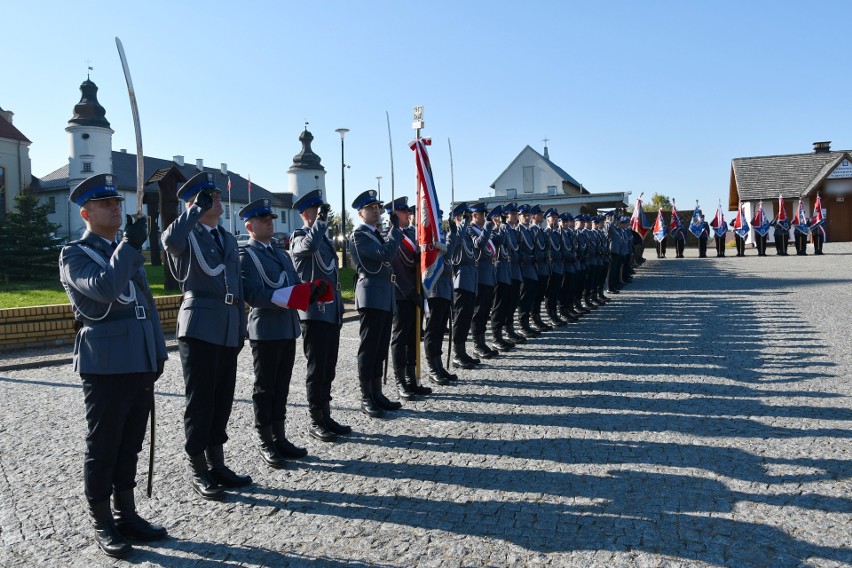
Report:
349,189,403,417
239,198,329,468
290,189,351,440
60,174,168,558
162,171,250,501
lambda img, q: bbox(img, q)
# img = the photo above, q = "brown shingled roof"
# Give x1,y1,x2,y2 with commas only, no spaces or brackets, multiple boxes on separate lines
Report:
0,114,31,143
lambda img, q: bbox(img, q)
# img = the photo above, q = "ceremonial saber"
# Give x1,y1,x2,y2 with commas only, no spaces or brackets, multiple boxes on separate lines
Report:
116,37,154,497
115,37,145,217
446,138,455,370
383,111,395,385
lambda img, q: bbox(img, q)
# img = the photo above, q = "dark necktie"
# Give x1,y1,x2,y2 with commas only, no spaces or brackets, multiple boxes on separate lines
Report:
111,242,118,251
211,228,224,254
375,228,385,244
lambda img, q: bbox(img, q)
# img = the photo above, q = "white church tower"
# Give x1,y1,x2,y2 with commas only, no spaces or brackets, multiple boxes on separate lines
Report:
287,128,326,200
66,77,113,192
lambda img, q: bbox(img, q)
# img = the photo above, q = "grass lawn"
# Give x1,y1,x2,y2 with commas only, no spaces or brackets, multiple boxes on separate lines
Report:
0,265,356,309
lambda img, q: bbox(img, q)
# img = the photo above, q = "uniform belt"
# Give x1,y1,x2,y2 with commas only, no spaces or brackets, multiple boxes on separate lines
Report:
182,290,240,305
81,308,145,326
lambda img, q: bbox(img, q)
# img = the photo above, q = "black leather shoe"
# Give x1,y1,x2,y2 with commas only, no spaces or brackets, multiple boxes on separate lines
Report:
374,391,403,410
309,422,338,442
188,454,224,500
275,437,308,458
506,330,527,344
259,441,288,469
89,499,132,558
113,490,168,542
324,407,352,435
361,397,384,418
452,353,478,369
209,466,252,488
428,369,451,385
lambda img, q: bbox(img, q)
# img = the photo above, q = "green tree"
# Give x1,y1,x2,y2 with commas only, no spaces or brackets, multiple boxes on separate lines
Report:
0,190,61,282
329,209,355,249
644,192,673,212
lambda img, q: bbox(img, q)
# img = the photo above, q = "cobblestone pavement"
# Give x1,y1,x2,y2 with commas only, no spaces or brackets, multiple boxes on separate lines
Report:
1,244,851,567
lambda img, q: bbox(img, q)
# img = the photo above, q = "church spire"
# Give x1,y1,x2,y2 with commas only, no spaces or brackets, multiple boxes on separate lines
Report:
68,78,110,129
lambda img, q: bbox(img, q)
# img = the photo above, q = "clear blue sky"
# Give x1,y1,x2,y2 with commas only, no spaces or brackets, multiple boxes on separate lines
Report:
4,1,851,217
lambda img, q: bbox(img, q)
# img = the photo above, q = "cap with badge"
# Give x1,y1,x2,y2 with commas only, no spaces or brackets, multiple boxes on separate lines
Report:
352,189,381,210
178,171,219,202
450,202,469,218
70,173,124,206
517,204,531,215
293,189,325,213
530,204,542,215
544,207,558,218
239,198,278,221
469,202,488,214
558,212,573,222
503,202,518,214
487,205,503,220
384,196,411,214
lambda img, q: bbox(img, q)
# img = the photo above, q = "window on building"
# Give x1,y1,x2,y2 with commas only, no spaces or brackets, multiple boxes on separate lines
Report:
82,162,93,173
507,188,517,199
47,196,56,214
547,185,557,196
223,204,230,219
280,211,287,224
523,166,534,193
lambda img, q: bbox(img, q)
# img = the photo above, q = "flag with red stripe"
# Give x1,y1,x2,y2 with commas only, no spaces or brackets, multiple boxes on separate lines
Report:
653,207,667,242
752,201,770,237
732,203,749,238
710,201,727,237
630,195,651,238
793,199,810,235
410,137,444,295
811,194,825,228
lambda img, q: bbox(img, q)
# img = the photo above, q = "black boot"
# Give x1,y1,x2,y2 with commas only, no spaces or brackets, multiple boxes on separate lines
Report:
188,453,224,500
583,293,598,310
113,489,168,541
452,345,479,369
437,353,459,381
307,409,337,442
323,401,352,435
547,310,567,327
473,333,498,359
206,445,252,488
532,315,552,331
575,299,590,314
359,376,384,418
394,366,419,401
89,499,132,558
256,425,288,469
407,365,433,395
492,327,515,351
506,322,527,344
372,376,402,410
272,420,308,457
426,355,451,385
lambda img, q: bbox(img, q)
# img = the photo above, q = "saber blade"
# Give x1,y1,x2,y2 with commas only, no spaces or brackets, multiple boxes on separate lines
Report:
115,37,145,217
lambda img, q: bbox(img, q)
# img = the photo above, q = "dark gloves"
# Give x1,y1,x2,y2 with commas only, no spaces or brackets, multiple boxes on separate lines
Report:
122,215,148,250
409,292,422,306
318,203,331,222
462,211,471,224
310,280,330,303
448,218,458,235
390,212,400,229
485,220,494,232
155,359,165,381
194,190,214,213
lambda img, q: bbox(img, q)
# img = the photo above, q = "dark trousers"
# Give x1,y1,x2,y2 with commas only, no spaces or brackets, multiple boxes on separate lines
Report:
812,230,824,254
357,308,393,380
656,239,667,258
674,238,685,258
546,272,562,315
302,320,341,414
491,281,512,331
472,284,494,336
735,234,746,256
424,297,451,359
774,232,785,254
249,338,296,428
81,372,154,502
178,338,239,457
756,234,768,256
698,236,708,257
574,268,588,300
391,300,417,369
715,235,726,256
607,255,621,290
533,273,549,319
508,279,522,326
452,289,476,349
560,271,575,311
795,232,808,254
519,277,537,318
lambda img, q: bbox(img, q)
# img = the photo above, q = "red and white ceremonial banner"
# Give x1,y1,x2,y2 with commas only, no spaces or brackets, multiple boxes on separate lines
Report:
630,195,651,238
410,137,444,296
811,194,825,228
777,195,788,221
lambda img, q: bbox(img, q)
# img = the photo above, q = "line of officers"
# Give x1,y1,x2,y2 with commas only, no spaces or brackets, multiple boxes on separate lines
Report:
58,171,641,559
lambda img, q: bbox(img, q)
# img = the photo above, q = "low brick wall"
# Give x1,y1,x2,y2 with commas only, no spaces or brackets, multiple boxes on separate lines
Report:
0,295,184,351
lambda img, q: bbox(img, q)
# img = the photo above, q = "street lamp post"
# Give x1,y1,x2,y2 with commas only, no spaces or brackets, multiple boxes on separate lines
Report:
335,128,349,268
376,176,382,204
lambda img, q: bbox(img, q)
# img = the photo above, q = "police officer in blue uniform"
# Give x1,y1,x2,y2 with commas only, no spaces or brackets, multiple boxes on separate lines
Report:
60,174,168,558
469,201,499,359
349,190,403,417
558,213,581,318
544,208,568,326
450,202,482,368
489,205,517,350
501,203,527,344
516,204,540,337
239,198,326,468
529,205,553,331
423,208,459,385
290,189,351,438
162,171,251,501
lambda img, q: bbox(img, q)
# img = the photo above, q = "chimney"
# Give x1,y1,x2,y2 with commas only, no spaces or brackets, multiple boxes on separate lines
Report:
196,159,204,171
220,163,228,175
0,108,13,124
814,141,831,154
173,155,184,166
120,148,127,153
